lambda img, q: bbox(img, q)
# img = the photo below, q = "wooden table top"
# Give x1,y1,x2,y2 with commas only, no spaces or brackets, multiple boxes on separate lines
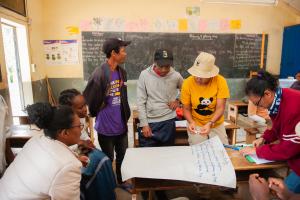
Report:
133,110,239,130
7,125,43,139
228,100,248,107
226,148,286,171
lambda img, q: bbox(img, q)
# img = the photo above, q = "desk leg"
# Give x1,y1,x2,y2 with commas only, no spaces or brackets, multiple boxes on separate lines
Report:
226,129,236,145
149,190,154,200
131,193,137,200
131,178,137,200
232,130,236,145
5,139,15,165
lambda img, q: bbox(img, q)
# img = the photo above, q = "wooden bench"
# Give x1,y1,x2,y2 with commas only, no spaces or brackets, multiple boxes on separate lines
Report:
133,110,240,146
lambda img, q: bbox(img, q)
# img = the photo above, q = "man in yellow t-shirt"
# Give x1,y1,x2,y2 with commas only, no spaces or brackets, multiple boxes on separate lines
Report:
181,52,230,145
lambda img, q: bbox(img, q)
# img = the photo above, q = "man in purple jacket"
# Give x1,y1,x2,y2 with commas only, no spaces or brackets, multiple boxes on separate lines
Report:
83,38,131,189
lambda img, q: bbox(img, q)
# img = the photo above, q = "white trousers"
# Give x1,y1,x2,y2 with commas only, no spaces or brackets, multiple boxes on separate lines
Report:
187,123,229,145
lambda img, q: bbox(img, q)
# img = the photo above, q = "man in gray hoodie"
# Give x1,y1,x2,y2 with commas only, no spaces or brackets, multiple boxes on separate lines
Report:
137,49,183,147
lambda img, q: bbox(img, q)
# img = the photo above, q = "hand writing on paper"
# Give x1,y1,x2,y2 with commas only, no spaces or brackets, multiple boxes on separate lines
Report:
142,125,153,138
168,100,180,110
240,147,256,155
253,138,265,147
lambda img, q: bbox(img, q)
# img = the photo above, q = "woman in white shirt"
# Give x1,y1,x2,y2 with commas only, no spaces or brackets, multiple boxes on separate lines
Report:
0,103,83,200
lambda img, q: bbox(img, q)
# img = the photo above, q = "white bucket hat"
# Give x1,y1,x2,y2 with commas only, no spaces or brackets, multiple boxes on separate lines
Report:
187,52,219,78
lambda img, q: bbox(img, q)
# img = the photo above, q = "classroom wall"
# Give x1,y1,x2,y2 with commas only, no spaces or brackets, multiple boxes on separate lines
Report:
27,0,46,82
24,0,299,103
1,0,298,105
26,0,49,102
34,0,300,78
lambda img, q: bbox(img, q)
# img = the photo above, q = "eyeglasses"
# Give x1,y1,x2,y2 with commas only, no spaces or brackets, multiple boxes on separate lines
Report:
70,123,84,130
254,94,264,107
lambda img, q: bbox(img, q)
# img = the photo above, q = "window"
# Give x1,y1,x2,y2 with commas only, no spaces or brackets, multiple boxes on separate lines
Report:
0,18,33,117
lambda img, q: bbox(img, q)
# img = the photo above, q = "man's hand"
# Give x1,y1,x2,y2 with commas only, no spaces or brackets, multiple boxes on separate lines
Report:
253,138,265,147
268,177,293,200
187,121,196,134
199,122,211,136
249,174,270,200
142,126,152,137
168,100,180,110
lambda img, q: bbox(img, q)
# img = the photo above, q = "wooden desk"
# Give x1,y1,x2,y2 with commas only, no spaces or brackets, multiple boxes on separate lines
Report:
6,125,42,147
5,125,42,164
130,149,287,200
133,110,240,146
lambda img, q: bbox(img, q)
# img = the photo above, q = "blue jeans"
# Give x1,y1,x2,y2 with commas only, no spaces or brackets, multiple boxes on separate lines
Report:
138,118,176,147
285,171,300,193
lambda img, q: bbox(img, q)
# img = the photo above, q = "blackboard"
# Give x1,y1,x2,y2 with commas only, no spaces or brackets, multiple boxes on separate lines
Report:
82,32,268,80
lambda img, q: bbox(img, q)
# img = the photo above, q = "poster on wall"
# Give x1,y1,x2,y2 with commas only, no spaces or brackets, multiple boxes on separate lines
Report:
43,40,79,66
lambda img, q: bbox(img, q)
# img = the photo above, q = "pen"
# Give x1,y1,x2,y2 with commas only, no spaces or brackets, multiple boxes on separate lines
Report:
235,144,253,147
223,144,240,151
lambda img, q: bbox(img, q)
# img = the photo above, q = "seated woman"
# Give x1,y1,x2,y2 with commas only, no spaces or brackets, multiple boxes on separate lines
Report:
59,89,117,199
240,70,300,194
0,103,83,199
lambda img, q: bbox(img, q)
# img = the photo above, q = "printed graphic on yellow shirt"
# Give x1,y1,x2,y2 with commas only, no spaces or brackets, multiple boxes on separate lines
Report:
194,97,214,116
